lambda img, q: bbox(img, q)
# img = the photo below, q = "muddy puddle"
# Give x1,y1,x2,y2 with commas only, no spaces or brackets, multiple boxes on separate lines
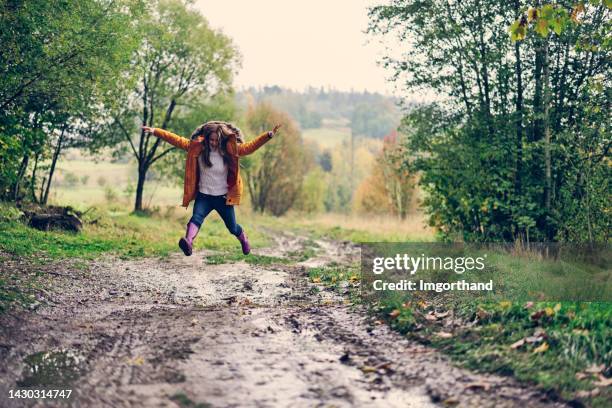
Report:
17,350,85,388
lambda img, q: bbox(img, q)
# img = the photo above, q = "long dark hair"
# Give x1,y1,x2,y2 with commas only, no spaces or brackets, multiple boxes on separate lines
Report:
190,121,243,167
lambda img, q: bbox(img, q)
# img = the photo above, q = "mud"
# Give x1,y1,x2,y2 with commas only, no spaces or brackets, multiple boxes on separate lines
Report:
0,230,568,407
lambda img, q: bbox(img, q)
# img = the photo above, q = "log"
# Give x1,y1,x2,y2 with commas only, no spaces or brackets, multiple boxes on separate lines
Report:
28,213,82,232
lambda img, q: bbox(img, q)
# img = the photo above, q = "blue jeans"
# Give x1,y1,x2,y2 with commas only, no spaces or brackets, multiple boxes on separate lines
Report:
189,192,243,236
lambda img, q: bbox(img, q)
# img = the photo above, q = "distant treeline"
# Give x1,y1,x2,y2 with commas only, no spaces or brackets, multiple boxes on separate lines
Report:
237,86,404,138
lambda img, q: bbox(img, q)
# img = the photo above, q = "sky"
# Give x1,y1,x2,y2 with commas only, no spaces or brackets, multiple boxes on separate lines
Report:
194,0,395,95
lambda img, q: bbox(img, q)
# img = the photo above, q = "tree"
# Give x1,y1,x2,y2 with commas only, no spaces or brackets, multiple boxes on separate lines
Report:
369,0,610,242
353,130,416,218
0,0,142,202
103,0,240,212
242,103,309,216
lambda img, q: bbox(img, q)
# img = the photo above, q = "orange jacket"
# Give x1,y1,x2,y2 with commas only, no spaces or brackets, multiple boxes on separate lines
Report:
152,128,273,207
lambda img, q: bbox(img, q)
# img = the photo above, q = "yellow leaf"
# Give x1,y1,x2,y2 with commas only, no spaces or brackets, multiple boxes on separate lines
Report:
126,356,145,366
553,303,561,313
389,309,400,319
312,277,321,283
528,8,538,22
360,365,377,373
499,301,512,309
545,307,555,316
533,342,549,353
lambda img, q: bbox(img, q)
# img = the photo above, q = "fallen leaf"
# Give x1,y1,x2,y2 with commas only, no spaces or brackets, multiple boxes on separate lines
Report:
465,381,491,391
360,365,377,373
575,388,600,398
436,331,453,338
126,356,144,366
376,362,392,370
389,309,400,319
476,309,490,320
312,277,321,283
585,364,605,374
576,372,589,380
510,339,525,350
425,312,438,321
533,342,549,353
524,335,544,344
442,397,459,406
435,311,450,319
190,318,199,326
523,301,534,309
531,310,546,321
544,307,555,317
593,375,612,388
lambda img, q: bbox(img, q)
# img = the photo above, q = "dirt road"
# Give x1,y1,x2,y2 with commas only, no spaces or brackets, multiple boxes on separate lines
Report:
0,230,567,407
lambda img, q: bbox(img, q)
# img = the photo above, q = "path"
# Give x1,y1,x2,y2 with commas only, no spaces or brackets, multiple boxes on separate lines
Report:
0,230,567,407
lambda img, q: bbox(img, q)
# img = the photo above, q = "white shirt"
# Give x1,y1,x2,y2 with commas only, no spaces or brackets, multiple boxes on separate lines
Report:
197,148,228,195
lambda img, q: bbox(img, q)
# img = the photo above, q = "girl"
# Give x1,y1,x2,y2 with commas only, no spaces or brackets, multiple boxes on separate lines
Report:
141,121,281,256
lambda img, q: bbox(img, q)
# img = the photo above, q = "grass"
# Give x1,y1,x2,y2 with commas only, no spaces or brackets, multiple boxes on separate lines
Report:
302,229,611,407
250,211,434,243
302,127,350,149
0,203,270,261
206,253,289,266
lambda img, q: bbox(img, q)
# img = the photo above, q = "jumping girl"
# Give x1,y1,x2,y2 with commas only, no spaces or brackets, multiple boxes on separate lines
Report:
141,122,281,256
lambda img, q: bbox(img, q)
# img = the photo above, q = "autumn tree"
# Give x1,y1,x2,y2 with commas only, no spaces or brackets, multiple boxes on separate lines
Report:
242,103,310,216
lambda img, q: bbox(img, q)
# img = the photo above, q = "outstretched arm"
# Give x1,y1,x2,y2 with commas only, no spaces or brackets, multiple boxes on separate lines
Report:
142,126,190,151
237,124,282,156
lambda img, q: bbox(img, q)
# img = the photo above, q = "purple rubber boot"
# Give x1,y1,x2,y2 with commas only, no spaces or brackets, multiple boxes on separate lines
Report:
179,222,199,256
237,230,250,255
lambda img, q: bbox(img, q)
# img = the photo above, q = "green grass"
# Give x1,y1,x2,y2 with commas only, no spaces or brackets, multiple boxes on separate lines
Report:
300,224,612,407
206,253,289,266
250,212,434,243
0,204,270,261
169,392,212,408
375,296,611,407
302,127,350,149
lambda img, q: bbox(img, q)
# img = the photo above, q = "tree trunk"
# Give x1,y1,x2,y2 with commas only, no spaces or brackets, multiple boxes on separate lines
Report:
30,152,40,203
42,126,66,205
543,40,553,238
513,0,524,197
13,153,29,202
134,164,147,212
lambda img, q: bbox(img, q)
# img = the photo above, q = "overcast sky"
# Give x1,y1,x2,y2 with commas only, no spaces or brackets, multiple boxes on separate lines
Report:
194,0,395,95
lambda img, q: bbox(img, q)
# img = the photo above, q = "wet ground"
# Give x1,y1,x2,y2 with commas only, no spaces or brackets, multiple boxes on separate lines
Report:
0,230,568,407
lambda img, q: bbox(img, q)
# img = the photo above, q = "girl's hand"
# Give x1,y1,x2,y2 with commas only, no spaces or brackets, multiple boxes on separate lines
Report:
141,125,154,134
